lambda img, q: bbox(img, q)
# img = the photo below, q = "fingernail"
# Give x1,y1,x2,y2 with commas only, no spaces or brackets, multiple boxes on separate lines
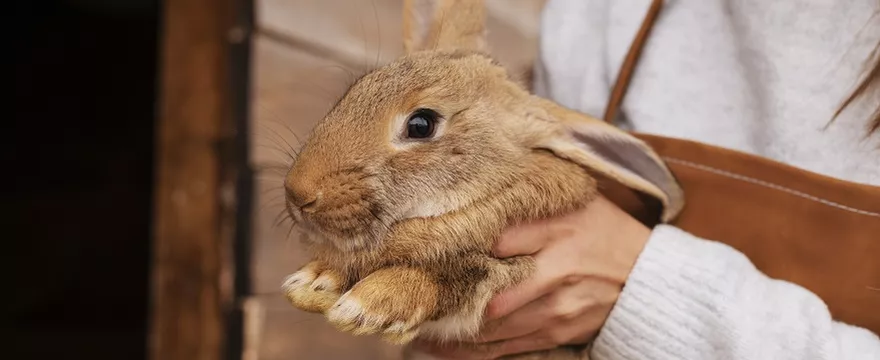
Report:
483,296,504,320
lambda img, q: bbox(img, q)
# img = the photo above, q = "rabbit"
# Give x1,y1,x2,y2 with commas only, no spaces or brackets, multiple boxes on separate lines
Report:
279,0,685,358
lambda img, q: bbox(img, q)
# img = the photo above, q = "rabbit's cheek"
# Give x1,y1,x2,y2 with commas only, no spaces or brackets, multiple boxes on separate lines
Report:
400,195,461,219
307,197,382,231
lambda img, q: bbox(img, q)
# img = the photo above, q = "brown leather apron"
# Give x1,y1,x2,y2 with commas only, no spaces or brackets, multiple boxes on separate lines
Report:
603,0,880,335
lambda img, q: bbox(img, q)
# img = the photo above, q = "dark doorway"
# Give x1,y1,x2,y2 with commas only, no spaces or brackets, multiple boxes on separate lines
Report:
8,0,160,359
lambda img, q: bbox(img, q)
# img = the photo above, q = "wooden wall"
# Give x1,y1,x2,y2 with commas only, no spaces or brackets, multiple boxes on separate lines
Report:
149,0,253,359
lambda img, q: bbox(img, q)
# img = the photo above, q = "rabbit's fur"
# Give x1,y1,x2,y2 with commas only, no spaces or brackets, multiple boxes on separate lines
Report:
281,0,684,358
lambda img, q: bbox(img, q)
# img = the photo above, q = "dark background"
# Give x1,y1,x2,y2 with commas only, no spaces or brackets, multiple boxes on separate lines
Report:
8,0,160,358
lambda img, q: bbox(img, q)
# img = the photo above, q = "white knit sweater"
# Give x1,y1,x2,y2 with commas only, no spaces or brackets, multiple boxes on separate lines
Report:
533,0,880,359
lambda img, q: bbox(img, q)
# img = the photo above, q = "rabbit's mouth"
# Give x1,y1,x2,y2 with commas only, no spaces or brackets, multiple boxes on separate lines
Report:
286,191,390,252
284,160,392,251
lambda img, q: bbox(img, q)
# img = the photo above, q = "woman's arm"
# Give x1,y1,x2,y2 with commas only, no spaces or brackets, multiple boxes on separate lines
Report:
410,197,879,359
591,224,880,360
531,2,880,357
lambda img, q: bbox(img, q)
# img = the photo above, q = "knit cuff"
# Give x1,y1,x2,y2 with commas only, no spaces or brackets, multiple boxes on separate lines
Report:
590,224,753,360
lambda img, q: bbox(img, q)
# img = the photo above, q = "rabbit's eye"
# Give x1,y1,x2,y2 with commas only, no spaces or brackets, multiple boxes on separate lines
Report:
406,109,438,139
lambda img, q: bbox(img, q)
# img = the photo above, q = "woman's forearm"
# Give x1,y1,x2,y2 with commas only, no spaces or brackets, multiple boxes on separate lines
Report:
591,225,880,360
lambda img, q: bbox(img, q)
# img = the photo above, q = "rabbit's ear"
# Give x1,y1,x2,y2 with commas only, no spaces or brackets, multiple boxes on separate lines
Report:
403,0,487,53
537,113,685,222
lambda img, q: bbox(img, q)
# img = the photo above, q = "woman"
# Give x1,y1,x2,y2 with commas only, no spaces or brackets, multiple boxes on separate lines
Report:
414,0,880,358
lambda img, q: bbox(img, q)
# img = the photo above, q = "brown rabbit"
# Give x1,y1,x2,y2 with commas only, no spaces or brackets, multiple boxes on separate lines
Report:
280,0,684,358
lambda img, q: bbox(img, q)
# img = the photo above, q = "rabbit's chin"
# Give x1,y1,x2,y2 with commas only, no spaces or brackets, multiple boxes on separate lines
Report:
293,215,388,252
283,207,382,253
302,228,384,252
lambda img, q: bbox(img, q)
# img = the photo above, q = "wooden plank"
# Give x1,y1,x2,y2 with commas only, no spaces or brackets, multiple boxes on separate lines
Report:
242,294,404,360
148,0,249,358
254,0,545,93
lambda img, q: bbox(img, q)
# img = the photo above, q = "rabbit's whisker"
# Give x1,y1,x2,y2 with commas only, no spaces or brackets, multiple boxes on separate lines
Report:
432,7,449,51
256,144,295,162
371,0,382,70
256,119,300,159
262,124,301,158
273,209,294,228
263,187,283,193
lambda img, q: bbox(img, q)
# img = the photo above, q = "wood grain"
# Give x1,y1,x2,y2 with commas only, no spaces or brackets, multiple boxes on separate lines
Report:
149,0,242,359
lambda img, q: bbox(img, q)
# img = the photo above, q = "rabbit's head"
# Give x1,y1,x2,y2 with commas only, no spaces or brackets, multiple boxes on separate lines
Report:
285,0,684,252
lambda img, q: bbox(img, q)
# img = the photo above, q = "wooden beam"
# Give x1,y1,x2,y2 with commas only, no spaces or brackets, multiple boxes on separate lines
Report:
148,0,251,358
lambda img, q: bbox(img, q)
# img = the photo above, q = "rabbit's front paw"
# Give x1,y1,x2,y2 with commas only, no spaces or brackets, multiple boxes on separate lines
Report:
326,267,438,344
282,261,343,314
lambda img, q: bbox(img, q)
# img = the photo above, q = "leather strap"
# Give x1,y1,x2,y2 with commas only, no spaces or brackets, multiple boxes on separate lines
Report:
602,0,664,123
597,0,880,334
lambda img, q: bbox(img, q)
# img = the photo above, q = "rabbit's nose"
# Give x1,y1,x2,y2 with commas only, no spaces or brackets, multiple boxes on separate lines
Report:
285,176,321,213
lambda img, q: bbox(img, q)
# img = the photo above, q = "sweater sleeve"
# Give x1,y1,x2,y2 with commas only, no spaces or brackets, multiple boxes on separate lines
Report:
591,225,880,360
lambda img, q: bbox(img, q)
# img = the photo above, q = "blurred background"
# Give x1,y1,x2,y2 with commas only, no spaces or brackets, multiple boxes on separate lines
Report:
8,0,546,359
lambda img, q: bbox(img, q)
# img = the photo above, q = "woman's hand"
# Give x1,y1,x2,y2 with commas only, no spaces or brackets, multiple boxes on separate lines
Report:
411,196,651,359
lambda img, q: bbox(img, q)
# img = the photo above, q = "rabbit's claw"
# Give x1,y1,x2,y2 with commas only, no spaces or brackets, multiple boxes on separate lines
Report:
325,267,436,344
282,261,342,314
326,291,424,344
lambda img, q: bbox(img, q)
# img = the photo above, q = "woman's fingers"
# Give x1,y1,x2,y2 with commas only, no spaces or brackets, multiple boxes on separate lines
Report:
415,332,555,360
480,279,613,343
484,250,565,321
478,293,555,343
492,220,551,258
487,206,595,321
481,335,556,359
